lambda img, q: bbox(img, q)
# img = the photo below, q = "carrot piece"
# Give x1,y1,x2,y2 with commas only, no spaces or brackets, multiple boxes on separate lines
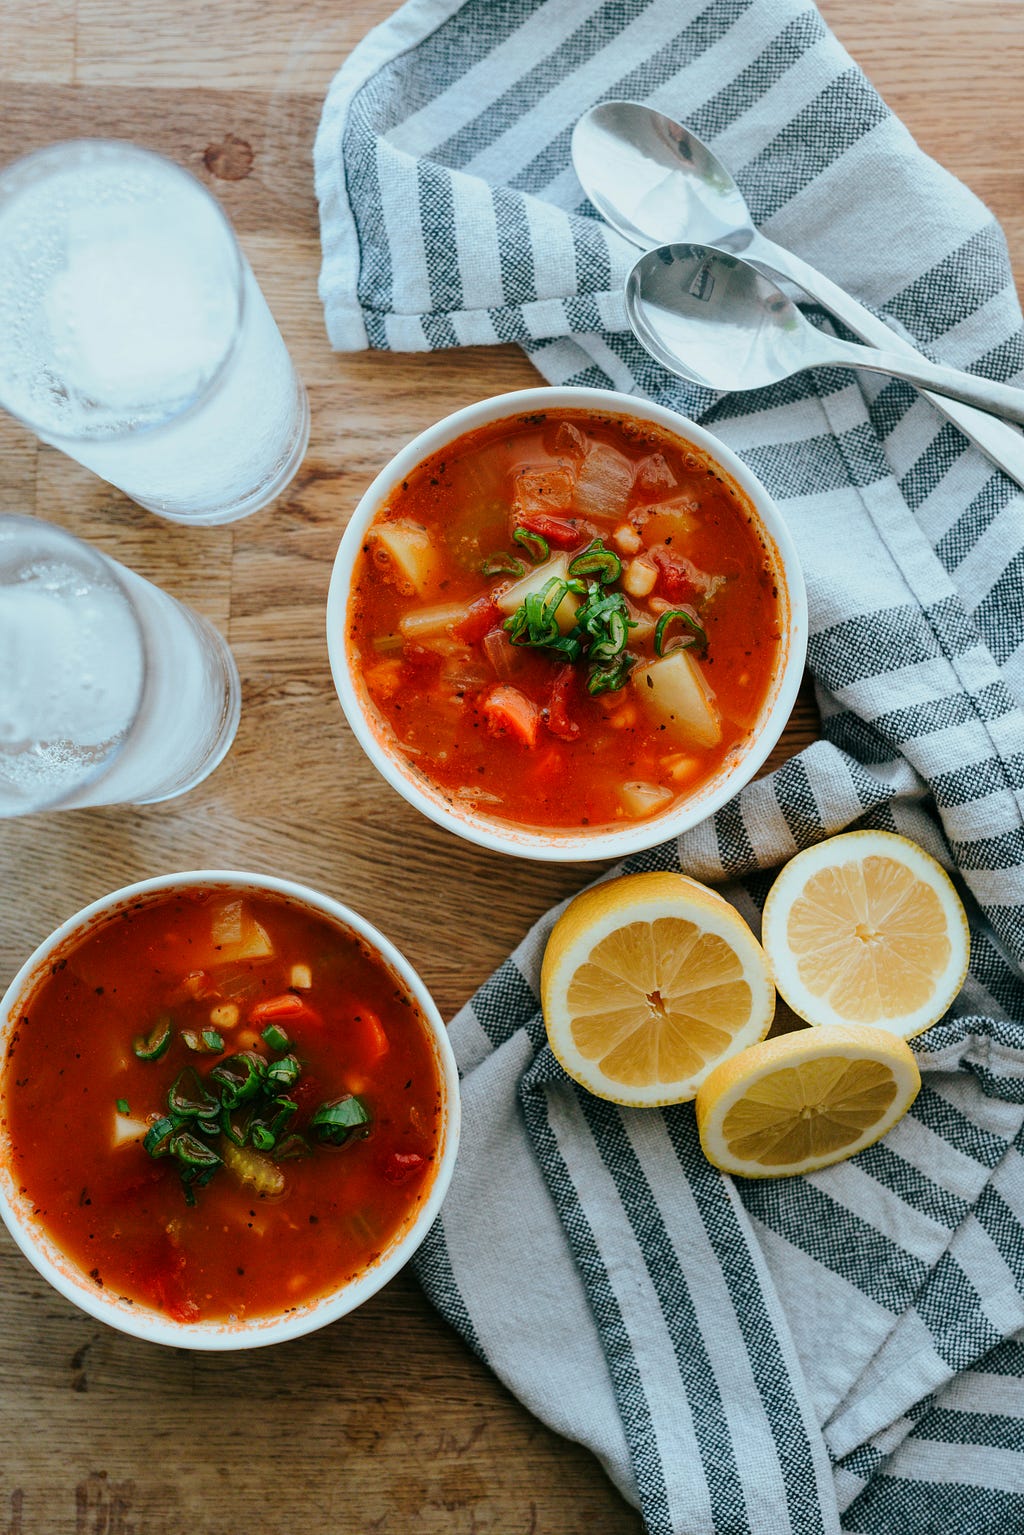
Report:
249,993,321,1027
481,684,541,748
353,1006,389,1064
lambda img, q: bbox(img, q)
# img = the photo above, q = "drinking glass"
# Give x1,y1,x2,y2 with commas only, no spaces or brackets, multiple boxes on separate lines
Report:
0,515,241,814
0,140,310,525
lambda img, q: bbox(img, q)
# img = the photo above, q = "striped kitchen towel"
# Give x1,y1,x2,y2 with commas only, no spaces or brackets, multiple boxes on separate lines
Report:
314,2,1024,1531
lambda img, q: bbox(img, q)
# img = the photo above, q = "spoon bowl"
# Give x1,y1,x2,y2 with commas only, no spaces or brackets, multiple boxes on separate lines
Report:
574,101,1024,482
571,100,751,251
626,244,1024,425
626,244,805,391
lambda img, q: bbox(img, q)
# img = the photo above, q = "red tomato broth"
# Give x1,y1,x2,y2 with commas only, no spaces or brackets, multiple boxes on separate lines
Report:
0,888,444,1327
346,409,785,833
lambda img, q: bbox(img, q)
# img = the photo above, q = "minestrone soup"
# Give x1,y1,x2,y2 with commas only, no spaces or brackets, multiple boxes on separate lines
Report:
345,408,787,834
1,886,445,1326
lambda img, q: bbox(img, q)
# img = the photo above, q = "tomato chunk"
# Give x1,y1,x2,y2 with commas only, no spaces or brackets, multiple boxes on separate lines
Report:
453,596,502,644
401,643,444,679
650,545,701,604
481,684,541,748
514,511,593,549
383,1151,427,1184
545,664,581,741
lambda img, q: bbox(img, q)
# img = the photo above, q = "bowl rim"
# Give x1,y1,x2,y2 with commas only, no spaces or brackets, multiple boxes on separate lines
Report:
0,869,460,1350
327,385,808,862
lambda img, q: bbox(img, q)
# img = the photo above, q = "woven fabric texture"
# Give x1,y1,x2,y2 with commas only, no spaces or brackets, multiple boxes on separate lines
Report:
315,4,1024,1529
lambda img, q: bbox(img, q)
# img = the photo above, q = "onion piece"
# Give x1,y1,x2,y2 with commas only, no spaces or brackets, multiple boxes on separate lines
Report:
482,628,521,680
573,443,635,521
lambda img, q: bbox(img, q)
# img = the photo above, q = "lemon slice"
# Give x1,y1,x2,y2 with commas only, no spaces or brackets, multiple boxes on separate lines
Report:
540,871,775,1106
696,1023,921,1177
761,830,970,1039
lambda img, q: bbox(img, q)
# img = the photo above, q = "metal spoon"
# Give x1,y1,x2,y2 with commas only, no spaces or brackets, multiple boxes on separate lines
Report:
627,244,1024,424
572,101,1024,484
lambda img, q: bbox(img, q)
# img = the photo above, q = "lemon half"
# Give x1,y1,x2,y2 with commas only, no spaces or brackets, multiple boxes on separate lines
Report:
761,830,970,1039
696,1023,921,1177
540,871,775,1107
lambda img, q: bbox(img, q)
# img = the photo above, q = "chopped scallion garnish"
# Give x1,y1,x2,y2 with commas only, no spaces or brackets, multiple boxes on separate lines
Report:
576,587,633,661
133,1017,173,1062
182,1027,225,1054
512,526,549,564
116,1098,129,1115
587,652,638,695
169,1130,222,1169
134,1020,372,1205
311,1095,371,1147
653,607,708,657
568,538,622,585
505,576,580,655
168,1067,218,1119
143,1116,177,1158
480,551,525,578
261,1022,291,1052
266,1054,301,1089
503,569,638,693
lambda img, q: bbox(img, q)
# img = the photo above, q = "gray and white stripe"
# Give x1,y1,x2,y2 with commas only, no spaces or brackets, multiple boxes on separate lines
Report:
315,1,1024,1529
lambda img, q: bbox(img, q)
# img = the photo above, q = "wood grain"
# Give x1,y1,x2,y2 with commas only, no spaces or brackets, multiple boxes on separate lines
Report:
0,3,1020,1530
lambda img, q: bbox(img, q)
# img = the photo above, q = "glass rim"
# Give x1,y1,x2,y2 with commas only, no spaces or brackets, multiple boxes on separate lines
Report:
0,513,154,816
0,139,248,446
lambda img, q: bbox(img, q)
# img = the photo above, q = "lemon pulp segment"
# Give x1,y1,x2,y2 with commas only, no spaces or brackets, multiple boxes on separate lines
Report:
567,917,752,1086
696,1023,921,1177
541,871,775,1107
719,1055,899,1164
762,831,970,1039
787,855,951,1021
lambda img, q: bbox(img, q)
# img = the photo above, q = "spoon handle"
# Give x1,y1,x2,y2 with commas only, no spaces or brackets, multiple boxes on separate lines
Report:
828,336,1024,426
751,240,1024,485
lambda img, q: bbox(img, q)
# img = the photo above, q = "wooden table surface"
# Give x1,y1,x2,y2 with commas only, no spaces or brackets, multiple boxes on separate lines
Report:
1,2,1021,1530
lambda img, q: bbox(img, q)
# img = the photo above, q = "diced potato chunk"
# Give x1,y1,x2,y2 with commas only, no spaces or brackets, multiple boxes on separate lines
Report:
493,553,580,634
632,649,722,749
620,781,675,818
398,600,471,639
368,519,438,595
210,1003,240,1029
623,601,656,644
639,496,700,548
290,963,313,990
